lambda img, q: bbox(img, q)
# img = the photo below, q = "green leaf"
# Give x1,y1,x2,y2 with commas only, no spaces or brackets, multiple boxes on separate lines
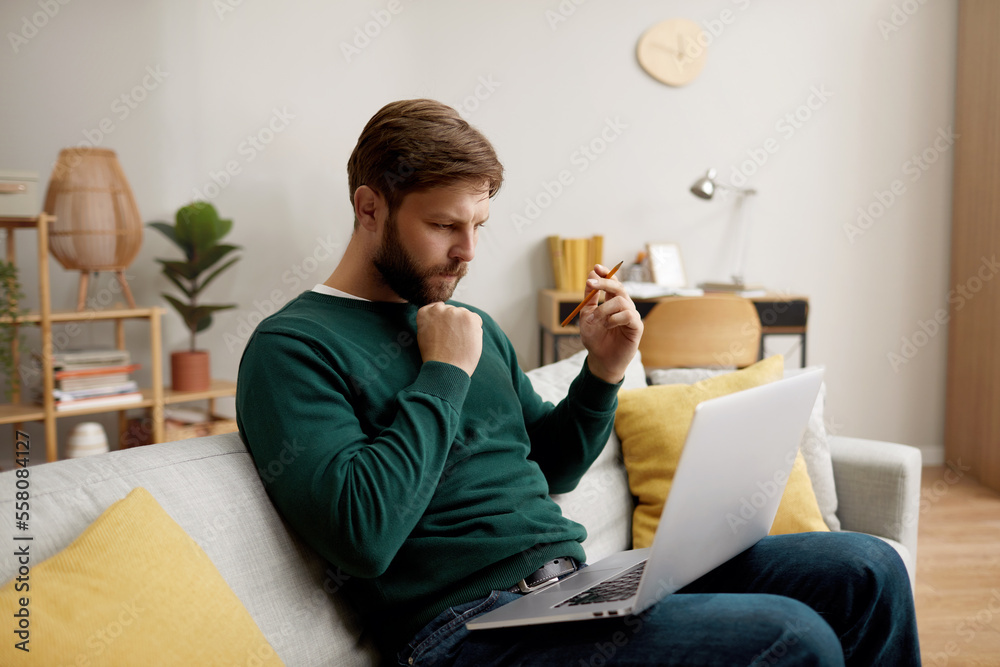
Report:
189,304,236,334
157,259,198,282
197,257,240,294
213,217,233,245
176,202,231,252
161,269,194,299
173,208,194,251
187,244,241,285
146,221,182,249
162,294,193,329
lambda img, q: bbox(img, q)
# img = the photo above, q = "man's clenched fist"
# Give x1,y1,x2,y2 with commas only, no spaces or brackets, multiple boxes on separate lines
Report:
416,303,484,377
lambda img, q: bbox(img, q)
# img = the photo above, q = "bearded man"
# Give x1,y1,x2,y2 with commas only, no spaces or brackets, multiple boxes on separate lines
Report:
236,99,920,666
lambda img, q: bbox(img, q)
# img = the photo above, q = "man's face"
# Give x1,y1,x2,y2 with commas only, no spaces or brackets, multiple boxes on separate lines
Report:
372,183,490,306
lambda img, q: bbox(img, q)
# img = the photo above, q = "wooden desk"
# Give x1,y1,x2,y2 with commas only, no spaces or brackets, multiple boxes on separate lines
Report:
537,289,809,367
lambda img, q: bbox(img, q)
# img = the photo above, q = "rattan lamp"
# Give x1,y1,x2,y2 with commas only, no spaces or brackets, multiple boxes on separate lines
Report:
43,148,142,310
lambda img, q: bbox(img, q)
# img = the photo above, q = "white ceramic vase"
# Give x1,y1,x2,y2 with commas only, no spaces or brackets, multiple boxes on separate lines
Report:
66,422,110,458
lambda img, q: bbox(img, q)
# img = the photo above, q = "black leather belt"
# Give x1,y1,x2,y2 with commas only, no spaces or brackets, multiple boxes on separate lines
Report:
507,557,579,594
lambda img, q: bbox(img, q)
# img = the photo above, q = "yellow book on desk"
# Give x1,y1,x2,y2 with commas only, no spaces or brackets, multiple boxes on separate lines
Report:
574,238,592,291
564,239,579,291
547,236,564,289
546,235,604,290
591,234,604,273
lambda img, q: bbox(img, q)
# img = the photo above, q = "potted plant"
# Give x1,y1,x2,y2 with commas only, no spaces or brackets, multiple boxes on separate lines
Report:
0,260,26,401
148,201,241,392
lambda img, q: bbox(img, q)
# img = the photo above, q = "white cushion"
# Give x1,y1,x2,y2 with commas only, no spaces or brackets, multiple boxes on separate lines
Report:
528,351,646,561
646,365,840,531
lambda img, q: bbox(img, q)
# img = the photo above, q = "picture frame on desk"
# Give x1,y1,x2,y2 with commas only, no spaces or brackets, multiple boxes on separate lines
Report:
646,242,686,288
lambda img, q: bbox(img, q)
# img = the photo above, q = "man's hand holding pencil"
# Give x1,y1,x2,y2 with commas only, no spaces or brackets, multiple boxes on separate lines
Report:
575,262,643,385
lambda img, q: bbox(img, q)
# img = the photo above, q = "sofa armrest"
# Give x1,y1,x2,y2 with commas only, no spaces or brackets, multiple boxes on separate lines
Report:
829,436,922,560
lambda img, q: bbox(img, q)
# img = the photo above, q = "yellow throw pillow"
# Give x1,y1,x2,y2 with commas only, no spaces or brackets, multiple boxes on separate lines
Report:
616,355,828,549
0,487,283,666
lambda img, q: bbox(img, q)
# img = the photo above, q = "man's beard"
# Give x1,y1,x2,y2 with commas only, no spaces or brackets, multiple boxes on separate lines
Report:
372,213,468,306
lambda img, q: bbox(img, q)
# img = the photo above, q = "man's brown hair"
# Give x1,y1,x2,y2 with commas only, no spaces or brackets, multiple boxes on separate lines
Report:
347,99,504,225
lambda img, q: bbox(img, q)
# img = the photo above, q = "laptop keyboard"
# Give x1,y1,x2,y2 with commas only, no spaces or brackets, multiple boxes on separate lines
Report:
554,561,647,607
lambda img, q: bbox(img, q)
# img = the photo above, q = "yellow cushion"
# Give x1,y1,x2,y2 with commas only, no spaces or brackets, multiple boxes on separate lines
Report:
0,487,283,666
616,355,828,549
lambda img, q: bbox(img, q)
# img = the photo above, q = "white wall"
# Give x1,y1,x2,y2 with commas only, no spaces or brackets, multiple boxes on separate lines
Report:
0,0,956,460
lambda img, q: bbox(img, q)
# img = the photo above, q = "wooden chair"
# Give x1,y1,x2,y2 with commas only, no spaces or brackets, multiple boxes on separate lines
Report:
638,295,762,370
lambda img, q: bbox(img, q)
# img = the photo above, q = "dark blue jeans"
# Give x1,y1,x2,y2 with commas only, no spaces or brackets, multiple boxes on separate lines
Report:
396,532,921,666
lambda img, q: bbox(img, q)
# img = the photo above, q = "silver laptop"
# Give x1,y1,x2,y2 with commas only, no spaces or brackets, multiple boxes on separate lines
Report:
467,369,824,630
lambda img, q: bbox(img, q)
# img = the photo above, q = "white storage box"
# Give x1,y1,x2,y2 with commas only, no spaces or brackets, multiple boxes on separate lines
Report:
0,170,40,218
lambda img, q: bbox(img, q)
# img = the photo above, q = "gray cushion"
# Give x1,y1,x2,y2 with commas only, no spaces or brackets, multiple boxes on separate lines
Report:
0,434,380,667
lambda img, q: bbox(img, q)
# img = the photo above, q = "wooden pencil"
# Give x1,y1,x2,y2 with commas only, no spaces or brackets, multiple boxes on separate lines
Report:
560,260,624,327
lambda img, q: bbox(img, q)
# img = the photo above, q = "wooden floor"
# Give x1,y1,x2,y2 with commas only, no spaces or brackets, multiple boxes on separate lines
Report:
915,465,1000,666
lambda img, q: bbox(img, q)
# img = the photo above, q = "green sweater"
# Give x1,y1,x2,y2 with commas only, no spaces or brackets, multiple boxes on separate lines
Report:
235,291,620,650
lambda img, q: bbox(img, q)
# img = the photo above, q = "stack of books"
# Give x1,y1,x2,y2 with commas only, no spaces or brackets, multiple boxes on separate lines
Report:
697,282,768,298
50,349,142,412
547,235,604,292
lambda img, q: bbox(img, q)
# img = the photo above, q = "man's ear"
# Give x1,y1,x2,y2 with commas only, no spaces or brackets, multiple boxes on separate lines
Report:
354,185,385,232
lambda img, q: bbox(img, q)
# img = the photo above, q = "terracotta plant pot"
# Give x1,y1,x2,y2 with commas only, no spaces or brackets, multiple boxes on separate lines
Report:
171,350,211,392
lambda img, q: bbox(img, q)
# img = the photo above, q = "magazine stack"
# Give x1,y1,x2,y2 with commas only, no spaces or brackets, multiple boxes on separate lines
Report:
50,349,142,412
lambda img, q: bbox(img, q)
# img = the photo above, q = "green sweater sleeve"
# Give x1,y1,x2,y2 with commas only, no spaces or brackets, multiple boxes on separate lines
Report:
237,329,471,578
486,323,620,495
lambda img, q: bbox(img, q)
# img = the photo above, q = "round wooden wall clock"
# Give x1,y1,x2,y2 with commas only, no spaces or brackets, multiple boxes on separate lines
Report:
636,19,708,87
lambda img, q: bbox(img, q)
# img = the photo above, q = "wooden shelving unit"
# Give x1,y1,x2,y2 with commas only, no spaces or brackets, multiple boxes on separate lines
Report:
1,214,235,461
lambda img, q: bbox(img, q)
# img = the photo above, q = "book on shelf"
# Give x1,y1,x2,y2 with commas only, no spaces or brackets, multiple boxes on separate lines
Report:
34,346,144,411
52,348,131,369
57,372,136,392
54,363,141,380
697,281,768,297
546,235,604,292
53,391,143,412
54,381,139,402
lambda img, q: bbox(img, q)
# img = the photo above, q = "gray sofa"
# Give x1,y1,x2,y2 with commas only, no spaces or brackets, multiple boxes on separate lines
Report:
0,354,922,666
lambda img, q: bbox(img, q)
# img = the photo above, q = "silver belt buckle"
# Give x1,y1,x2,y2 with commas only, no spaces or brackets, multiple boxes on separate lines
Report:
517,576,560,594
516,558,575,593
